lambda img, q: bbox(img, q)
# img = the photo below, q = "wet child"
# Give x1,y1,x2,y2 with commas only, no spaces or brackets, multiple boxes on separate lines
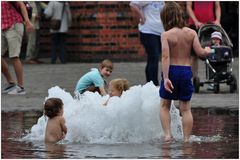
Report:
75,59,114,96
159,2,212,142
44,98,67,143
103,78,129,106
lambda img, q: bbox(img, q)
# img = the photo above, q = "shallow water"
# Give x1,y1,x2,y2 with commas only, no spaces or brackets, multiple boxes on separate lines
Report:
1,108,239,159
23,83,183,144
1,83,239,158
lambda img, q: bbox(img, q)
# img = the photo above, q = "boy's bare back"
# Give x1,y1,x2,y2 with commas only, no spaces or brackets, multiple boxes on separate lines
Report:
45,116,67,143
161,27,207,66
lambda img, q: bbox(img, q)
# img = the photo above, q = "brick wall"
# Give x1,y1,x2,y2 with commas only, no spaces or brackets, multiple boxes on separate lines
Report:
23,1,238,62
38,2,146,62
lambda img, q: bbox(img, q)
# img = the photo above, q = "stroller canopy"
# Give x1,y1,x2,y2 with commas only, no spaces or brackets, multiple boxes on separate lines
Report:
198,24,233,48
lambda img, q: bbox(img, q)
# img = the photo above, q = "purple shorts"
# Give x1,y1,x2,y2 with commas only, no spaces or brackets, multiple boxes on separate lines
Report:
159,65,194,101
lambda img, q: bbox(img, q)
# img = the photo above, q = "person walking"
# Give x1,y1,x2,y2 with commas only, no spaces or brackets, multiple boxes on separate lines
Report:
130,1,165,86
25,2,46,64
1,1,34,95
186,1,221,80
159,2,212,142
44,1,72,64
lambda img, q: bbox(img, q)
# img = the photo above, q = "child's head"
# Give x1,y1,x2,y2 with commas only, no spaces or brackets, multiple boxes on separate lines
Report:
44,98,63,119
108,78,129,97
99,59,114,78
211,31,222,46
160,2,185,31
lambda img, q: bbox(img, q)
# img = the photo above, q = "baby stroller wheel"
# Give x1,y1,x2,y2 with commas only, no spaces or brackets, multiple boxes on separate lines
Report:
214,83,220,94
229,75,237,93
193,77,200,93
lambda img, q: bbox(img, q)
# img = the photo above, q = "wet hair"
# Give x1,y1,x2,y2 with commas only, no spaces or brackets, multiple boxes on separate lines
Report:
100,59,114,70
110,78,129,94
160,2,186,31
44,98,63,119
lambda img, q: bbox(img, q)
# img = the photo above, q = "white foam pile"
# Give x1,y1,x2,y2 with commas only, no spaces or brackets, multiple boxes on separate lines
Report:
23,82,183,144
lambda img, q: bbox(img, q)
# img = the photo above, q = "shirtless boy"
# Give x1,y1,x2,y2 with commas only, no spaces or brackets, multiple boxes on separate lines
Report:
44,98,67,143
159,2,212,142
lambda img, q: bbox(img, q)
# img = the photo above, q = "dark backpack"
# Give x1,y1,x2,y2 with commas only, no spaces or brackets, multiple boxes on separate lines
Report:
10,2,32,19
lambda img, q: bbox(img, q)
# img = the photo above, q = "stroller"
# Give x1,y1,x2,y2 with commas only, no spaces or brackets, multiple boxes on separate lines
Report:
193,24,237,93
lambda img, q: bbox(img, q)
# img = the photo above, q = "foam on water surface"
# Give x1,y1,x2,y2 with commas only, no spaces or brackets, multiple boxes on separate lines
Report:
23,82,183,144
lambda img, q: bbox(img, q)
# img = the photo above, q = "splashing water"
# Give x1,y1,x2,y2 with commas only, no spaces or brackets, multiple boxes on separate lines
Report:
23,82,183,144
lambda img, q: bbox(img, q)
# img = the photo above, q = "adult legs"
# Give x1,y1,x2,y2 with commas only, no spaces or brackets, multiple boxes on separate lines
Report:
179,100,193,142
59,33,66,63
140,32,161,86
11,57,24,87
34,29,41,62
26,29,36,61
51,33,58,63
160,98,172,141
1,58,15,84
3,23,24,87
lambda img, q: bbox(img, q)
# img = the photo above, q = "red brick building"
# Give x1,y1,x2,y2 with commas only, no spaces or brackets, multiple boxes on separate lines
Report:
23,1,238,62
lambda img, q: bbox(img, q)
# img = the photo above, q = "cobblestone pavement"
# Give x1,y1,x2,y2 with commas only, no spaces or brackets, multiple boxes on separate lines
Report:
1,58,239,112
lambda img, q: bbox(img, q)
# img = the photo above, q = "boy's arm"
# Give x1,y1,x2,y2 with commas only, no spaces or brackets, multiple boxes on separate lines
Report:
60,117,67,134
192,31,212,57
161,32,174,93
99,86,107,96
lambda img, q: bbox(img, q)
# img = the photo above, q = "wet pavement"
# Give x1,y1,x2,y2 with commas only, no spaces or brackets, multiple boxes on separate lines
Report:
1,58,239,112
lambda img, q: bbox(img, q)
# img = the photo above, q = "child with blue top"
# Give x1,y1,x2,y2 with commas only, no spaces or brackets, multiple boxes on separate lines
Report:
75,59,114,96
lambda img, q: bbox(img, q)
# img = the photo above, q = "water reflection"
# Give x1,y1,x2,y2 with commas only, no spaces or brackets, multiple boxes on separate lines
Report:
1,108,239,159
1,111,42,159
181,142,194,158
45,143,66,159
192,108,238,137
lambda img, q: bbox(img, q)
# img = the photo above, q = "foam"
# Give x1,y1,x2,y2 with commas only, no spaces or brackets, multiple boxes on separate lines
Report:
23,82,183,144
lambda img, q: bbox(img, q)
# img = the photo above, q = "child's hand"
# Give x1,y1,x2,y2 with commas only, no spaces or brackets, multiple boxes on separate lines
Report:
204,47,213,54
164,78,174,93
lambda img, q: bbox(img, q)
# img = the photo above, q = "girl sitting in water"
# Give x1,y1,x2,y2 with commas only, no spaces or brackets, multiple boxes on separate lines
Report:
103,78,129,106
44,98,67,143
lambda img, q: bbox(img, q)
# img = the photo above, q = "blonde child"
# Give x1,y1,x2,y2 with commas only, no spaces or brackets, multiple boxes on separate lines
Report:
75,59,114,96
44,98,67,143
103,78,129,106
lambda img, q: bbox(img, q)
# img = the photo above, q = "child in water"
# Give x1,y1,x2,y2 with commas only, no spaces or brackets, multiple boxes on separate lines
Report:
159,2,211,142
44,98,67,143
75,59,114,96
103,78,129,106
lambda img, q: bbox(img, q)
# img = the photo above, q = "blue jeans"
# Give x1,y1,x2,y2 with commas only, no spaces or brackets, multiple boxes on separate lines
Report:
51,33,66,64
140,32,161,86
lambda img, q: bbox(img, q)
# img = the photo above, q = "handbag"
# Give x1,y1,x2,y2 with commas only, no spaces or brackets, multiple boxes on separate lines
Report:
50,3,65,30
50,19,61,30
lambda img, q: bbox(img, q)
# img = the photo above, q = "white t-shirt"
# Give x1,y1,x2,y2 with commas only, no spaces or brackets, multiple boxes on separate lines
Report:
131,1,165,36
